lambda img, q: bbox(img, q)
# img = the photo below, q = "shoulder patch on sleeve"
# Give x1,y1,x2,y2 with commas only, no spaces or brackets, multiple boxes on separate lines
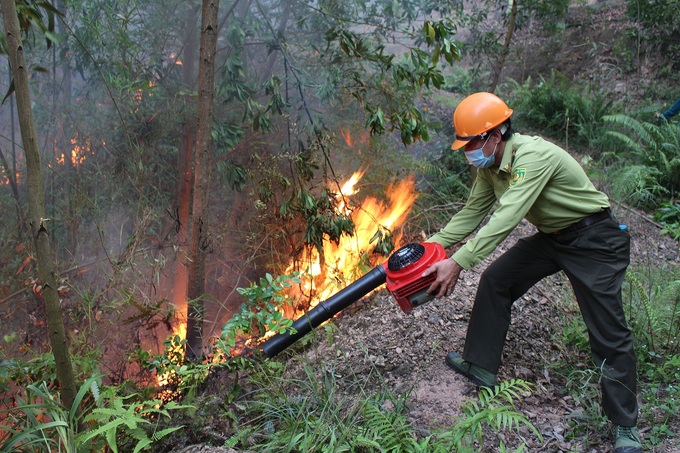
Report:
510,168,526,186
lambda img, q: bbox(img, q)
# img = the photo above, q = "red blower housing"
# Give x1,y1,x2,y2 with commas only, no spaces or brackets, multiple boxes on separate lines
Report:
383,242,447,313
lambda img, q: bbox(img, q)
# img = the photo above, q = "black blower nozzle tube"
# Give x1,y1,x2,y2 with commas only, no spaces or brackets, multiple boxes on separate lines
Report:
262,265,387,358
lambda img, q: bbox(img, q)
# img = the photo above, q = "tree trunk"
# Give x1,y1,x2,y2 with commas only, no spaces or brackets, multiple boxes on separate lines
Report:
489,0,517,93
172,5,199,342
1,0,77,410
186,0,219,360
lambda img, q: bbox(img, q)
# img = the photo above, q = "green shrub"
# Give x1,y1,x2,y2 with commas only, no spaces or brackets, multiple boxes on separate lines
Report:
654,202,680,240
0,377,189,453
442,67,477,94
626,269,680,358
215,272,300,358
601,114,680,207
624,267,679,441
505,73,617,152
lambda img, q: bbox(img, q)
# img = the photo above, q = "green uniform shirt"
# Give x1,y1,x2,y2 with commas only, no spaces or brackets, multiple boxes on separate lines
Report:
428,133,610,269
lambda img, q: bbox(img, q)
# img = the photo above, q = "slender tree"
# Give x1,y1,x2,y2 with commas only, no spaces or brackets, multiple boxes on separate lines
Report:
1,0,77,409
173,3,200,346
489,0,518,93
186,0,220,359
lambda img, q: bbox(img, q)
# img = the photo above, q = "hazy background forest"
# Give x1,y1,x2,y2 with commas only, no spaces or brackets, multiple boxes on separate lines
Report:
0,0,679,451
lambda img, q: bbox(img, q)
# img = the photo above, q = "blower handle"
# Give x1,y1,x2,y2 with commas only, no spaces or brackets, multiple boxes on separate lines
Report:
261,265,387,358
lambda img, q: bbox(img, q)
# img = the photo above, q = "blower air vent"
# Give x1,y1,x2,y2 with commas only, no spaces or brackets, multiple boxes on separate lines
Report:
384,242,447,313
387,243,425,271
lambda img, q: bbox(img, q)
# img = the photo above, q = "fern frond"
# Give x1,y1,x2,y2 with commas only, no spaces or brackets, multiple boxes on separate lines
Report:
603,130,641,153
89,379,101,405
354,396,428,452
447,379,541,450
607,164,665,208
603,114,654,144
151,426,183,442
627,271,659,338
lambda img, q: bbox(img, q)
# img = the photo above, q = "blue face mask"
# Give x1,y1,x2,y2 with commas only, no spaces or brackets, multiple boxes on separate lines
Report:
464,136,496,169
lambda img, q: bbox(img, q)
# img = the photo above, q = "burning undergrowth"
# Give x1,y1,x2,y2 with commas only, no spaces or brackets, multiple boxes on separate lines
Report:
140,166,423,396
282,168,418,317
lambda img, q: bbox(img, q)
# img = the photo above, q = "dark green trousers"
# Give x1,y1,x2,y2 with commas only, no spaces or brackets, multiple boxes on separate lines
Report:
462,215,638,426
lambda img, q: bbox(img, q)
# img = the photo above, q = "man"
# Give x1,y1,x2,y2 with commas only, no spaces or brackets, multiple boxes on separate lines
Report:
422,92,641,453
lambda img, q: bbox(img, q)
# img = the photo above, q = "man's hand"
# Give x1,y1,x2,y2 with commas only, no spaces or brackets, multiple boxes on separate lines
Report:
422,257,463,298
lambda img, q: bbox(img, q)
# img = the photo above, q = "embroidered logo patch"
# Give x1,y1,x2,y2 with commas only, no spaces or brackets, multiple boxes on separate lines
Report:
510,168,526,186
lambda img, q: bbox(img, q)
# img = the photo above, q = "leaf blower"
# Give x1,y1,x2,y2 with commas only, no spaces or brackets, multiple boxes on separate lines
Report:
262,242,447,357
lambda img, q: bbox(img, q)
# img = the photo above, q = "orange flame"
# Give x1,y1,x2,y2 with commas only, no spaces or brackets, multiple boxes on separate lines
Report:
155,317,187,387
340,128,369,150
56,135,93,166
286,168,417,311
340,129,353,147
156,285,188,387
0,170,20,186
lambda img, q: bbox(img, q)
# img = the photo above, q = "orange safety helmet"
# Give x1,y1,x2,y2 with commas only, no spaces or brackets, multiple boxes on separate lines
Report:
451,92,513,150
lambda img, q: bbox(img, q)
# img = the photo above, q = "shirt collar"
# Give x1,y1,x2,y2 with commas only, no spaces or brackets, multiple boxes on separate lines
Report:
492,133,520,175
